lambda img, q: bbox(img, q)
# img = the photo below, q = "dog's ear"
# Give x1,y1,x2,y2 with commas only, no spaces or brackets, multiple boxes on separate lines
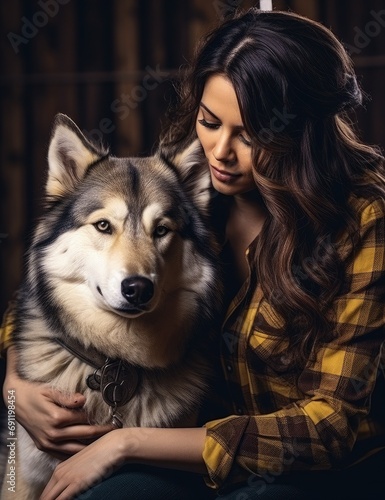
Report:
166,139,212,213
46,113,108,199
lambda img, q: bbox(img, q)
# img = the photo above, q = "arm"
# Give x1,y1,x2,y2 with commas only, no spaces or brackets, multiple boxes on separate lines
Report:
203,197,385,488
3,346,114,460
36,198,385,497
41,426,208,500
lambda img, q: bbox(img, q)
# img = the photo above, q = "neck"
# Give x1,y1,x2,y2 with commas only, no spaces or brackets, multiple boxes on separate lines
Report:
225,189,267,256
232,189,267,218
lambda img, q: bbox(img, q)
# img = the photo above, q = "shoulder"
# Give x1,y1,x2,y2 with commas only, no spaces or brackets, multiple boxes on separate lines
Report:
349,193,385,226
335,193,385,263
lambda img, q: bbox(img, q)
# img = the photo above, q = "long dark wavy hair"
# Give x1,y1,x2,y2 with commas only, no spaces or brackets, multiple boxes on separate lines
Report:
161,9,385,366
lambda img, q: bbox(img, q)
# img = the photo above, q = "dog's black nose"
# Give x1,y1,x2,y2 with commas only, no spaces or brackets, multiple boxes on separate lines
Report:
121,277,154,306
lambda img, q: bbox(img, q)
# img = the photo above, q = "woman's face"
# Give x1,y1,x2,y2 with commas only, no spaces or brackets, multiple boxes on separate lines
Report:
196,74,257,197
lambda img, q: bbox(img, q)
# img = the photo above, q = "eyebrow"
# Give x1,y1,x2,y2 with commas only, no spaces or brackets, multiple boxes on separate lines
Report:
199,102,245,131
199,102,220,120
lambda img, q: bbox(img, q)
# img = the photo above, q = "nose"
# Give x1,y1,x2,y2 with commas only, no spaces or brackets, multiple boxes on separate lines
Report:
121,277,154,306
213,131,234,163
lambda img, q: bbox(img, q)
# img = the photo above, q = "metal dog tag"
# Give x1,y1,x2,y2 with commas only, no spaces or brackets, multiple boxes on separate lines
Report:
100,360,139,408
86,369,102,391
110,407,124,429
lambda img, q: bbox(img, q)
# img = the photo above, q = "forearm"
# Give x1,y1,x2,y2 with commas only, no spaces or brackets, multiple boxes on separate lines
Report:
2,345,114,459
120,426,208,474
41,426,209,499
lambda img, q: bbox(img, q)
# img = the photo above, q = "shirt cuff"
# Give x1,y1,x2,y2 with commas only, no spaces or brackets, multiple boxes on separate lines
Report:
202,415,250,489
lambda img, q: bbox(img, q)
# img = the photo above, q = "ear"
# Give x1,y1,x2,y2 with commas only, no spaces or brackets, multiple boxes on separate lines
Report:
167,139,212,213
46,113,108,199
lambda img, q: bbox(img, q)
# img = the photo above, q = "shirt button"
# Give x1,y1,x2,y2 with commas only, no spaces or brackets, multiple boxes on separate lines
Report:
236,408,243,415
226,364,233,373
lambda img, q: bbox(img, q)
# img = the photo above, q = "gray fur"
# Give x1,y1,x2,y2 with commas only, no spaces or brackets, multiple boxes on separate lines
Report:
4,114,221,498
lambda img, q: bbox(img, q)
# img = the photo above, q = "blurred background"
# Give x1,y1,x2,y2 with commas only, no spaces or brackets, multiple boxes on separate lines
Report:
1,0,385,319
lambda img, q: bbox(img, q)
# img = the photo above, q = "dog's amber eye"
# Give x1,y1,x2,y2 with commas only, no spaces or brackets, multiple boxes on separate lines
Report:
153,225,170,238
94,220,112,234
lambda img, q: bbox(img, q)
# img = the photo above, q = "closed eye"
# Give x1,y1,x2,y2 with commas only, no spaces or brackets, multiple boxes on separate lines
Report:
197,117,251,146
239,134,251,146
197,118,220,130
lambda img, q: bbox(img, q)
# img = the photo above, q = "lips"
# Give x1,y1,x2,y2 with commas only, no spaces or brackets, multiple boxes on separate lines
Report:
210,165,241,183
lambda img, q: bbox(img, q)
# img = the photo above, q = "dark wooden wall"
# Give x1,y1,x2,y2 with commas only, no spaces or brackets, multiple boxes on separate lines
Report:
1,0,385,318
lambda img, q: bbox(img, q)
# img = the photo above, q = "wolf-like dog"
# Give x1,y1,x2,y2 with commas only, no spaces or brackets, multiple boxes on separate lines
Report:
1,114,221,499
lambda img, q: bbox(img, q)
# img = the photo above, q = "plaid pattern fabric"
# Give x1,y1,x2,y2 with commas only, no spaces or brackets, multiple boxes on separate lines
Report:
0,298,16,356
1,196,384,490
203,195,385,489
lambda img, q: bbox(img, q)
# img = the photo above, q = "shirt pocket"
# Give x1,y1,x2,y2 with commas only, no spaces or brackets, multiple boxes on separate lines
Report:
249,299,295,376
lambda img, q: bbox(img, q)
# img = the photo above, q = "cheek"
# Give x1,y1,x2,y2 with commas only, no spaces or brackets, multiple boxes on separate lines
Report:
196,123,210,153
238,149,253,171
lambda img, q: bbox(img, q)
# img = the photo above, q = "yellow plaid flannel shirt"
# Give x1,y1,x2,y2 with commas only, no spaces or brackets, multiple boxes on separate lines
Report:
0,299,16,356
1,194,384,490
203,194,385,489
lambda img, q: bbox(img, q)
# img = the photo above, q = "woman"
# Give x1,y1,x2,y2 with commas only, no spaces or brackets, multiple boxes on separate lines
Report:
2,8,385,500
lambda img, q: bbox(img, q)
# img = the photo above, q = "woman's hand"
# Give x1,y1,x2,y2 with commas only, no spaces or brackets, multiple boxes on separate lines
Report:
41,426,208,499
3,347,114,460
40,429,128,500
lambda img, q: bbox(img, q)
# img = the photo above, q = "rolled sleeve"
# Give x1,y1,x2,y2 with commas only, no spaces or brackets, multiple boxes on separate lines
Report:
203,416,250,489
201,197,385,490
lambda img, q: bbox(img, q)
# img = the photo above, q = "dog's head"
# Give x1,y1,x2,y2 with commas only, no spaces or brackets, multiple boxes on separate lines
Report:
29,114,220,364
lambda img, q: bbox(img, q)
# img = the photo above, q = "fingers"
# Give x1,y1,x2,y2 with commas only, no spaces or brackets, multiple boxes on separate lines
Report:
48,389,87,410
4,361,115,458
29,422,115,458
42,400,89,428
40,431,125,500
30,438,87,461
45,423,115,443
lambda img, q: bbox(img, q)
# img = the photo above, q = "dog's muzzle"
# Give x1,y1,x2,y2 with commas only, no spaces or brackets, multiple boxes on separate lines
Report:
121,276,154,307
